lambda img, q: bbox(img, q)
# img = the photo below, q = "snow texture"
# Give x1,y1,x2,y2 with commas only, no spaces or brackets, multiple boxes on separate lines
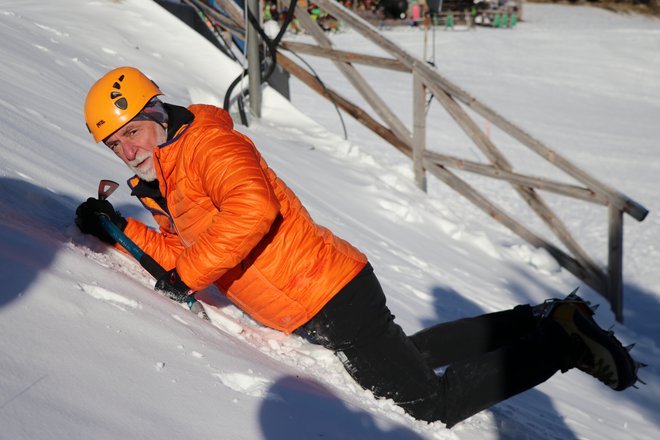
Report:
0,1,658,439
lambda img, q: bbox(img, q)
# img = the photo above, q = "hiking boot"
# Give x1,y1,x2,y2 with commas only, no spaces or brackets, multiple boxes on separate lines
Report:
535,290,640,391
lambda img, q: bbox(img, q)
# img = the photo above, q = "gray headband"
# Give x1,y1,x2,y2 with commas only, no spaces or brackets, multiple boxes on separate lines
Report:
133,97,168,125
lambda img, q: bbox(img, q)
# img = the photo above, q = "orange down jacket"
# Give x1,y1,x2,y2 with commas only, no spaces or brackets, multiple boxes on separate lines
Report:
122,104,368,333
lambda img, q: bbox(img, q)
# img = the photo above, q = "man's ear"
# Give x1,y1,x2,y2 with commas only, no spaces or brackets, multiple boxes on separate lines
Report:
158,122,168,142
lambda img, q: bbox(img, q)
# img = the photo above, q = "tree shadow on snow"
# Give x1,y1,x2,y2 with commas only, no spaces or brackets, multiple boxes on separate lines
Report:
259,375,424,440
418,285,580,440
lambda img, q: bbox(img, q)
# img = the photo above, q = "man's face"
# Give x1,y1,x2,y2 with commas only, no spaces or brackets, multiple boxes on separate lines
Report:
104,120,167,181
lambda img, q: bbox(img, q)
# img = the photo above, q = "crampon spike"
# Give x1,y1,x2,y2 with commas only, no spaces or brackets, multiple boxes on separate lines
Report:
565,288,580,301
625,343,636,352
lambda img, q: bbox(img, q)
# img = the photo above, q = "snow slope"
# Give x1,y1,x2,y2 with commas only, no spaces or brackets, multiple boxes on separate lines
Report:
0,1,658,439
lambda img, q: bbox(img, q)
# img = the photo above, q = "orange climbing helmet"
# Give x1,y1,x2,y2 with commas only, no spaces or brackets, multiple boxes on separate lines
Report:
84,67,162,142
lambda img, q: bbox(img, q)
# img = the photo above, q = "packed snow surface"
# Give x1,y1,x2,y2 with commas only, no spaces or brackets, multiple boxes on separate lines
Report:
0,1,658,439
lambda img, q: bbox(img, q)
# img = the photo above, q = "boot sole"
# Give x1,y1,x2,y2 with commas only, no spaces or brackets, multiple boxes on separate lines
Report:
556,306,636,391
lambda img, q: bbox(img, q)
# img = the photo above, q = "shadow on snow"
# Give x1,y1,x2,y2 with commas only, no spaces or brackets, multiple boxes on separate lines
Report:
259,375,425,440
422,284,580,440
0,177,137,308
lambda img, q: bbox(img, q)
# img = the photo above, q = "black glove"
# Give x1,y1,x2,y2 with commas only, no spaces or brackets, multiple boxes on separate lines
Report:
75,197,127,245
154,269,194,303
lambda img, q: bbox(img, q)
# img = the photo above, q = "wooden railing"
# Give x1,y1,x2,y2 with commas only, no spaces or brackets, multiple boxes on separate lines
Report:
188,0,649,321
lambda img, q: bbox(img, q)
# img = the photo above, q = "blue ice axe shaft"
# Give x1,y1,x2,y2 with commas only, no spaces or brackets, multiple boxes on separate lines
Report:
95,179,204,315
97,215,203,313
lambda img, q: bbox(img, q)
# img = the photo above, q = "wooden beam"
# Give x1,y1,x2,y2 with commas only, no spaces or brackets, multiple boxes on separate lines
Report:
430,86,605,284
279,41,410,72
276,51,412,157
424,150,609,205
183,0,246,42
197,0,244,27
468,98,649,222
424,160,607,294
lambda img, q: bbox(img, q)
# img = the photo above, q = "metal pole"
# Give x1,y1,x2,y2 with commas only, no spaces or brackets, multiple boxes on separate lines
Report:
247,0,262,118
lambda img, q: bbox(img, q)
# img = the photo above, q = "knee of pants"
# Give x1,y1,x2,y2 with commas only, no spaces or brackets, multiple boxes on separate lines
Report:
302,267,394,350
338,322,442,403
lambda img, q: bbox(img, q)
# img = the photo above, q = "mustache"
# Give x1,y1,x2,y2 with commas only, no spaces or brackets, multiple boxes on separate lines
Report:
128,152,152,168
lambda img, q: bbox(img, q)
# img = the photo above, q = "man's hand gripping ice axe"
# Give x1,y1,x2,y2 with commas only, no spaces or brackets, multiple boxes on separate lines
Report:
95,179,209,320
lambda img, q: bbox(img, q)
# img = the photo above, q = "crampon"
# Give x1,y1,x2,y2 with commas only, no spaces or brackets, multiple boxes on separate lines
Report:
535,289,646,391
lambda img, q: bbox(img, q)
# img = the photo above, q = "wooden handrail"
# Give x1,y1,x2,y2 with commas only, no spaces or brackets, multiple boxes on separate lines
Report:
424,151,608,205
280,41,410,72
317,0,648,223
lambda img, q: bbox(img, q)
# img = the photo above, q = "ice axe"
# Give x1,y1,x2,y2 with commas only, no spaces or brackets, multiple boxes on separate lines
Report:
95,179,208,319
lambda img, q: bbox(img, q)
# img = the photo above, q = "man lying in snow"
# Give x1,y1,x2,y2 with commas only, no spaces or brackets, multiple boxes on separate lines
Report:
76,66,641,428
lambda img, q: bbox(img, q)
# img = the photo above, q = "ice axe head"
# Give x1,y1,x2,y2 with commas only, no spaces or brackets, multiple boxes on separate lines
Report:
98,179,119,201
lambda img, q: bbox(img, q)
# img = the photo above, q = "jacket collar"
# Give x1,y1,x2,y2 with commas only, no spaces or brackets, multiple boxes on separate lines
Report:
155,103,195,150
129,177,161,198
164,103,194,141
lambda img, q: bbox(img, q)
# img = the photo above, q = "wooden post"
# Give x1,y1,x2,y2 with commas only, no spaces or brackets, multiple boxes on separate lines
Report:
608,205,624,322
412,71,427,192
517,0,524,22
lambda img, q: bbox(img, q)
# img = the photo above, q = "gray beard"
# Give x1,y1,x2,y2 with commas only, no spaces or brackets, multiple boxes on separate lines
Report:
135,167,157,182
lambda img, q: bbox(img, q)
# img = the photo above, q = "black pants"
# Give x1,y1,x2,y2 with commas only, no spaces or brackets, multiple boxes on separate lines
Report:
301,263,572,427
